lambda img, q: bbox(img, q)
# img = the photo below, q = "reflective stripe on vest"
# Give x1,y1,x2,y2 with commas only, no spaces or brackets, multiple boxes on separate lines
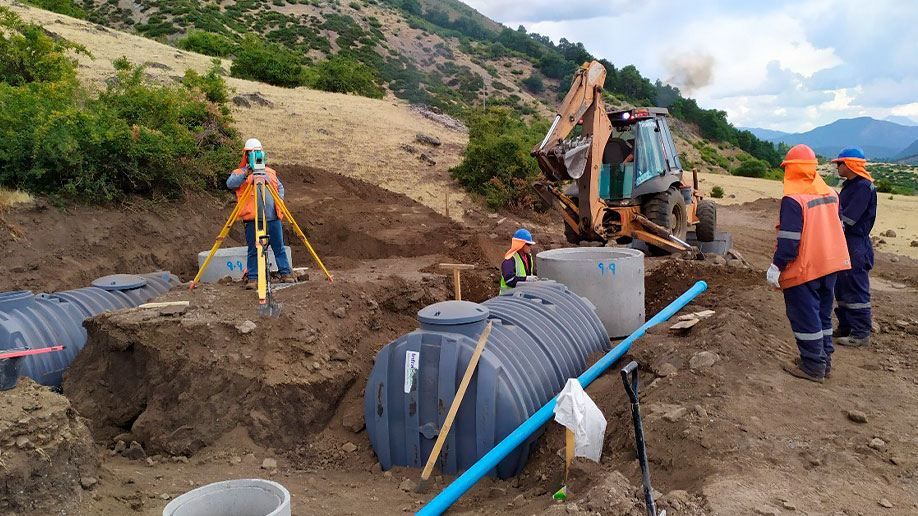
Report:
234,167,284,221
777,190,850,289
499,253,529,293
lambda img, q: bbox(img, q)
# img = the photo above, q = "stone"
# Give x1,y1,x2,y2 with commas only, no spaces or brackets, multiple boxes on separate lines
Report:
229,456,242,465
333,307,347,319
235,320,256,334
419,153,436,166
782,500,796,510
124,441,146,460
879,498,893,508
883,230,896,238
689,351,720,370
726,259,744,268
398,478,416,492
712,255,727,265
911,240,918,247
113,440,126,454
341,442,358,453
80,477,98,490
656,363,678,377
890,256,900,263
488,486,506,499
160,493,171,501
754,505,780,516
370,462,382,474
512,494,526,507
663,407,688,422
416,133,442,146
847,410,868,424
869,438,886,450
342,406,365,433
694,405,709,419
261,458,278,470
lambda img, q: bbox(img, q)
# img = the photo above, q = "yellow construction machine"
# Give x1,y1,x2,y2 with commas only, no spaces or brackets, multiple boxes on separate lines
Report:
532,61,717,254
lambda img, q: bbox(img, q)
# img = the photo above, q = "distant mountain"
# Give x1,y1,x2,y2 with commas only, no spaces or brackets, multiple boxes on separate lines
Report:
738,127,789,140
894,138,918,161
758,117,918,160
884,115,918,127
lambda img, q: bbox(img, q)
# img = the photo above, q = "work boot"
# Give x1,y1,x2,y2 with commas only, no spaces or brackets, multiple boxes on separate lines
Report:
795,357,831,379
783,361,825,384
836,335,870,347
832,327,851,338
245,280,257,290
279,274,296,284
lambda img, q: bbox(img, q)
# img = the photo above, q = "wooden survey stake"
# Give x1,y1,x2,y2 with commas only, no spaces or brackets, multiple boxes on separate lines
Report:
438,263,475,301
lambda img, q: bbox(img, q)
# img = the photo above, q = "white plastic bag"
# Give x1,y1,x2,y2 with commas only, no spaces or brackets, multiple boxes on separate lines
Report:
553,378,606,462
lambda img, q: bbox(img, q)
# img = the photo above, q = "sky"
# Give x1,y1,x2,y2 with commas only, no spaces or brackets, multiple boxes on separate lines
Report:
462,0,918,133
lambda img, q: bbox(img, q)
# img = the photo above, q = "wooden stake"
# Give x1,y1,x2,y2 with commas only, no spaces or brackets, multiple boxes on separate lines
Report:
438,263,475,301
445,190,450,218
416,321,492,492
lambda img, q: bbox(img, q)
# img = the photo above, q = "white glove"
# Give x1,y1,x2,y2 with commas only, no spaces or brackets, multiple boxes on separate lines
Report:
524,275,539,282
766,264,781,289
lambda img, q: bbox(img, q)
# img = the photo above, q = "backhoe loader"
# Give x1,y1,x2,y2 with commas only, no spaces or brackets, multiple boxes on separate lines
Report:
531,61,717,254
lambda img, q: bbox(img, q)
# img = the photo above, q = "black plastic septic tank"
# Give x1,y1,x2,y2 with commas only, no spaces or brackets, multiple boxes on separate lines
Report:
365,280,610,479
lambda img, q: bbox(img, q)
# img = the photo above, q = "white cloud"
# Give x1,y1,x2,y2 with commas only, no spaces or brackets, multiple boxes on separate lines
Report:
464,0,918,133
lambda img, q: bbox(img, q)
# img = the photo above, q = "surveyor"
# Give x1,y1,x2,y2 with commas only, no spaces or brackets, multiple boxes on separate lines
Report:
832,148,877,347
226,138,294,289
499,229,536,293
766,144,851,383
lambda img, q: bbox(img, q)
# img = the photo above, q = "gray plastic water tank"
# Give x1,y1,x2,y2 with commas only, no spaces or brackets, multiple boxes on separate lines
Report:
536,247,645,338
195,246,292,283
365,280,609,479
163,479,290,516
0,271,180,387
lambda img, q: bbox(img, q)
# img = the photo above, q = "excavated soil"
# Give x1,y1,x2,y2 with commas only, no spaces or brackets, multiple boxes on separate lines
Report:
5,177,918,515
0,378,100,516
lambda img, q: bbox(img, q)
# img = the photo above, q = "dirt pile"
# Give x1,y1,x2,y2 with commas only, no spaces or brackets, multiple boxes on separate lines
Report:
63,275,446,458
0,378,100,516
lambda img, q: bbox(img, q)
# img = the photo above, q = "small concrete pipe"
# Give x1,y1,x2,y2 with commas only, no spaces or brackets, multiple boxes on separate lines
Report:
536,247,645,338
162,479,290,516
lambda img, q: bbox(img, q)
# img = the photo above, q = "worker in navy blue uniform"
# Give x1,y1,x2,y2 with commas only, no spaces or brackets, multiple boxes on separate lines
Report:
767,145,850,383
499,229,535,293
832,148,877,347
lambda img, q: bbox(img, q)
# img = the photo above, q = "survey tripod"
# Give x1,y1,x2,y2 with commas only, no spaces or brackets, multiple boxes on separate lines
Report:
190,170,333,316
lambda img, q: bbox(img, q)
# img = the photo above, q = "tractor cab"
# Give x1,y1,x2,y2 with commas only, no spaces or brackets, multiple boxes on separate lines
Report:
600,107,684,205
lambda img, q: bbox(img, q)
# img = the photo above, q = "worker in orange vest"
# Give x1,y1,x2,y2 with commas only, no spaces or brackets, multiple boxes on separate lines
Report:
767,144,851,383
226,138,294,289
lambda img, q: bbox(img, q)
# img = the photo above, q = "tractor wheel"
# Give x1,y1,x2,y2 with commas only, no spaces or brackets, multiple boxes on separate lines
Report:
643,187,687,255
695,199,717,242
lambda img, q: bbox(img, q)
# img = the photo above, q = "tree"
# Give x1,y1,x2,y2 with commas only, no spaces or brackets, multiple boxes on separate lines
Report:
733,158,769,178
310,56,383,98
521,74,544,93
230,35,307,88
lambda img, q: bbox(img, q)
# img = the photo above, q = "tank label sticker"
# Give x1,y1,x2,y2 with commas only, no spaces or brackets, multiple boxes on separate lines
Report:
404,350,420,393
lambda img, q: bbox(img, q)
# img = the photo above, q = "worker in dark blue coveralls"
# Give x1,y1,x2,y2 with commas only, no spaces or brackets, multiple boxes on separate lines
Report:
832,148,877,347
767,144,851,383
499,229,535,293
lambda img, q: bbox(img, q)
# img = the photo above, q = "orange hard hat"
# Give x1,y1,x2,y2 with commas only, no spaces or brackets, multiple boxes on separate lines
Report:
781,144,816,166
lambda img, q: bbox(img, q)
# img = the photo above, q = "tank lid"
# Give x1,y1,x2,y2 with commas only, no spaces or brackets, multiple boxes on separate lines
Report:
92,274,148,291
418,301,489,326
0,290,36,312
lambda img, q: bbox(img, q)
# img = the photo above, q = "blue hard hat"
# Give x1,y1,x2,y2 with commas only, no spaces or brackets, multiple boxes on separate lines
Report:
832,147,867,161
513,228,535,244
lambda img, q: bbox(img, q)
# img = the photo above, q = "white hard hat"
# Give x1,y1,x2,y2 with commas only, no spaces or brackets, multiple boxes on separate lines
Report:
244,138,263,150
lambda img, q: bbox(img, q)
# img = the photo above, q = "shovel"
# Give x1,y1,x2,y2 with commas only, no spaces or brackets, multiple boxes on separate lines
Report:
621,361,665,516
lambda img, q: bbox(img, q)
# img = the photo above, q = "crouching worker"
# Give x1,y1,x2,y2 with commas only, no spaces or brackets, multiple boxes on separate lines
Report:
226,138,294,290
499,229,536,293
832,148,877,347
766,144,850,383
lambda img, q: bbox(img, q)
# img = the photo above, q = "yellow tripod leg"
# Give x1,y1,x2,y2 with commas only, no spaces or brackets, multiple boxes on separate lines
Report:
255,181,269,303
266,184,334,282
190,182,253,290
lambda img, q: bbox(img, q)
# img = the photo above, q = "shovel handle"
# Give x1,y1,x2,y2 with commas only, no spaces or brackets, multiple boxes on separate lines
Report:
620,360,639,404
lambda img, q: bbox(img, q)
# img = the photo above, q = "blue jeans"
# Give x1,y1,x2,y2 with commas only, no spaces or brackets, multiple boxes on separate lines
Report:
244,219,291,280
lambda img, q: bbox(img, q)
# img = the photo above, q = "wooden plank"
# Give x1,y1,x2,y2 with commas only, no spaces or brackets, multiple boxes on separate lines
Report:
137,301,190,309
438,263,476,270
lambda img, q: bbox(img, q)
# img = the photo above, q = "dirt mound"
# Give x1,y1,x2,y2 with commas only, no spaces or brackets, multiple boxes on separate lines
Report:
63,275,447,458
0,379,99,516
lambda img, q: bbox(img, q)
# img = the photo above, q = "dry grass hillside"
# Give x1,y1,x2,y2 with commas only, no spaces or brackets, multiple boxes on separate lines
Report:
5,1,475,219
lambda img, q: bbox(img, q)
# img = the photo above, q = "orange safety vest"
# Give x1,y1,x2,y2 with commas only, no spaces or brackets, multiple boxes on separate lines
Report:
775,190,850,289
232,167,285,222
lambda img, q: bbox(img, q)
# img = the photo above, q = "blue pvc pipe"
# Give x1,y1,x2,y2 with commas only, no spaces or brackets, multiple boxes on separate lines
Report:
416,280,708,516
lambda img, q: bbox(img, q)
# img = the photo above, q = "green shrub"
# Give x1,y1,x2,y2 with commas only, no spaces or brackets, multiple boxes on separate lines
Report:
22,0,86,18
0,11,88,86
308,55,383,98
450,107,547,210
349,1,361,9
875,178,894,193
733,158,769,178
763,168,784,181
0,11,239,202
230,35,307,88
699,146,729,169
711,186,724,198
521,74,544,93
176,30,235,58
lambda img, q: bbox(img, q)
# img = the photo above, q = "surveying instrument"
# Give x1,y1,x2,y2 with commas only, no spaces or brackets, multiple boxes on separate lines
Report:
190,141,333,316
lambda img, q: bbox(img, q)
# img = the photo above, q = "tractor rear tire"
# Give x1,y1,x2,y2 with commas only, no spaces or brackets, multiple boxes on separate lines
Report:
643,187,687,255
695,199,717,242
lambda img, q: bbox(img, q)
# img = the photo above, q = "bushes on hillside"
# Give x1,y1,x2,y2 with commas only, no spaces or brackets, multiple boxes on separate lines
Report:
22,0,85,19
230,35,307,88
521,74,544,93
733,158,769,178
177,30,235,57
0,8,239,202
450,107,547,210
309,55,384,98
